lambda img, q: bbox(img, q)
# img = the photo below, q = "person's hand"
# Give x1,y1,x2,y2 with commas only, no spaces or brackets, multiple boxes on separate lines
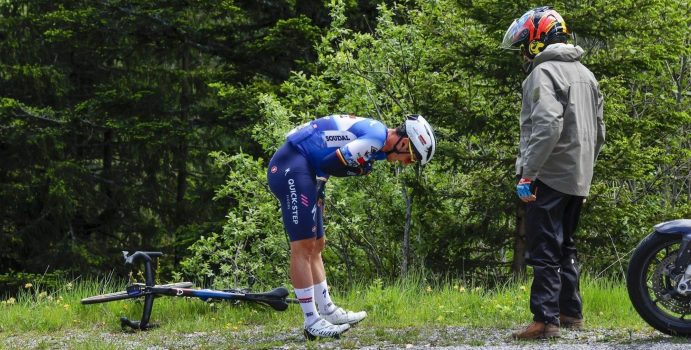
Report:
361,161,373,175
516,177,536,202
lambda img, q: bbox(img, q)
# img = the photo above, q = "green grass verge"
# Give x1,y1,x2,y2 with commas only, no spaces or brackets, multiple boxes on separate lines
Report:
0,273,649,345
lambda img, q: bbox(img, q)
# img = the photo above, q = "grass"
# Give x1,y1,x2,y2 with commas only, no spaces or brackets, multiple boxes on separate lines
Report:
0,273,651,348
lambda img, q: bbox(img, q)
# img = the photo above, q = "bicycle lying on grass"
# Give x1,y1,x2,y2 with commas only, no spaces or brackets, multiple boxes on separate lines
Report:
81,251,297,330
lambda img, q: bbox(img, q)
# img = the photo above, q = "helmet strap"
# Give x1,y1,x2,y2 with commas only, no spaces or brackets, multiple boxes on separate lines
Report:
385,135,406,155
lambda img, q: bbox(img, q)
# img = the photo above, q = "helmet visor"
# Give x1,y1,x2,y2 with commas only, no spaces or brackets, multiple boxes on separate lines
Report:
501,12,532,50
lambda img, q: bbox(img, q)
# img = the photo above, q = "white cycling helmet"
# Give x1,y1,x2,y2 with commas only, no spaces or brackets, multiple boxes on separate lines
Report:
405,114,436,165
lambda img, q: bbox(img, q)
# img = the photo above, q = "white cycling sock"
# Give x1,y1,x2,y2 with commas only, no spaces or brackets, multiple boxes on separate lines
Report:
295,286,319,326
313,279,337,314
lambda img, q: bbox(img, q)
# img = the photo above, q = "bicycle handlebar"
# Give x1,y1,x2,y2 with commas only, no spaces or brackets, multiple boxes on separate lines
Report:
120,251,163,330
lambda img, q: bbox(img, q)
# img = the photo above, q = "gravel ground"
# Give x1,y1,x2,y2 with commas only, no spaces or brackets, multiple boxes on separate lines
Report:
1,326,689,350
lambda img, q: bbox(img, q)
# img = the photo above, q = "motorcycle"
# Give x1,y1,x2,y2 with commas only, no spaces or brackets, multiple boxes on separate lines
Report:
627,219,691,335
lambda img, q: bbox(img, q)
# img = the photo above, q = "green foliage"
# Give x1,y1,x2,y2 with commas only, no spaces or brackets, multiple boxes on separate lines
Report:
0,0,330,276
181,0,689,285
0,0,689,285
181,152,290,289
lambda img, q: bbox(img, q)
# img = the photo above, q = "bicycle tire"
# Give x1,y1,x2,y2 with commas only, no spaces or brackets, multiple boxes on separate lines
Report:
81,282,194,305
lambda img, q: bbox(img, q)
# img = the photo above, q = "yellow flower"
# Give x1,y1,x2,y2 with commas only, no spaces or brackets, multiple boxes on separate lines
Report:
453,285,459,290
6,298,16,305
519,285,527,291
426,286,432,293
24,283,33,289
436,315,445,321
459,286,466,293
38,291,48,299
63,304,70,309
66,283,73,291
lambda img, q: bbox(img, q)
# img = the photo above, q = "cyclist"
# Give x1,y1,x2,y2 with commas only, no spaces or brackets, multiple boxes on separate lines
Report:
501,6,606,339
267,114,435,339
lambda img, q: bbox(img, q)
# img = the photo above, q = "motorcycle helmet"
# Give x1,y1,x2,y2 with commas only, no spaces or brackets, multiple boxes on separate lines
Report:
501,6,570,59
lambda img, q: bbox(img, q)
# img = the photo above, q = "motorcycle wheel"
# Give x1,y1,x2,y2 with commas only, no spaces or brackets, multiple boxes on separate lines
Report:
627,232,691,336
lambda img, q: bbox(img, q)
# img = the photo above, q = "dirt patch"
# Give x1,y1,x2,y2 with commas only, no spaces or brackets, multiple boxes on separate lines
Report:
1,326,686,349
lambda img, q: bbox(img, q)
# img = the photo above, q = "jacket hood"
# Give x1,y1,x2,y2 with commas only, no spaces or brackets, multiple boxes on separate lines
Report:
528,43,584,71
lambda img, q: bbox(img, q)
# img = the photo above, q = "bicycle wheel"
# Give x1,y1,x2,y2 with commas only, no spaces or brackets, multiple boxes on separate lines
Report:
81,282,194,305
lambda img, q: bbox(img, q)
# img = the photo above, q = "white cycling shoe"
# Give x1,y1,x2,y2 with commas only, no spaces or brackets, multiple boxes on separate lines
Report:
304,317,350,340
321,307,368,325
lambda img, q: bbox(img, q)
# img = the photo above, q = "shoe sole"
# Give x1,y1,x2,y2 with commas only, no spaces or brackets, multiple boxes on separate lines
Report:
303,326,350,341
561,322,583,330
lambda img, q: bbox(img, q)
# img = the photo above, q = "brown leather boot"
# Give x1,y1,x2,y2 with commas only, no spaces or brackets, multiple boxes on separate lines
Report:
559,314,584,330
512,321,560,340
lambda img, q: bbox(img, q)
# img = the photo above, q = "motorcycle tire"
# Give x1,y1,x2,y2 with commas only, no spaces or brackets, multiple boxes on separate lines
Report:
627,232,691,336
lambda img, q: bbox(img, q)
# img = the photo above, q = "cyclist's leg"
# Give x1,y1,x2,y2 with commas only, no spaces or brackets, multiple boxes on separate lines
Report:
267,144,324,328
309,197,366,325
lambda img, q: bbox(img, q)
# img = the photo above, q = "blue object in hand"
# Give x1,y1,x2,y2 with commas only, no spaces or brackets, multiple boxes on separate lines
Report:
516,177,533,200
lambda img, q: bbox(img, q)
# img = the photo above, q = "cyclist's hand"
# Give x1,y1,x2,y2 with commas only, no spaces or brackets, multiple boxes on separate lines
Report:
361,161,373,175
516,177,536,202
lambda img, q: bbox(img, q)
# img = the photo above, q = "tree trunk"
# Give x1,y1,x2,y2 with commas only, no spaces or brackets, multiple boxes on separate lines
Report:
172,49,191,266
400,182,413,276
511,201,527,277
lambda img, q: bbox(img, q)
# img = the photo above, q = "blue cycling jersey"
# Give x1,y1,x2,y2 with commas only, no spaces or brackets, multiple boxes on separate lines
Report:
285,115,388,177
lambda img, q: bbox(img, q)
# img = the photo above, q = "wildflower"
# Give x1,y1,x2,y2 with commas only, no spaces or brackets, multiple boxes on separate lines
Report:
473,287,481,293
459,286,466,293
453,285,459,290
66,283,73,291
426,286,432,293
6,298,16,305
24,283,33,289
519,285,527,292
436,315,444,321
38,291,48,299
63,304,70,309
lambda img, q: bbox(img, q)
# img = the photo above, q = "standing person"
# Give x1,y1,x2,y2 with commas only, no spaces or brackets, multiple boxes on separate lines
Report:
501,6,606,339
267,114,436,339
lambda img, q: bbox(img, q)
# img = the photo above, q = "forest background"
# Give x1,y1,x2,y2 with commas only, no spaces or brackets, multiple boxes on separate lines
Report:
1,0,689,292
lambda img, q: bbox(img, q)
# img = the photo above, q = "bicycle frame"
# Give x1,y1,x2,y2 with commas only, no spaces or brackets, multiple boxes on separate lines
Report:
85,251,293,330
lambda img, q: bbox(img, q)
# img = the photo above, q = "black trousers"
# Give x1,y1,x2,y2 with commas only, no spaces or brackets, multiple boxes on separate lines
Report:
525,179,584,326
